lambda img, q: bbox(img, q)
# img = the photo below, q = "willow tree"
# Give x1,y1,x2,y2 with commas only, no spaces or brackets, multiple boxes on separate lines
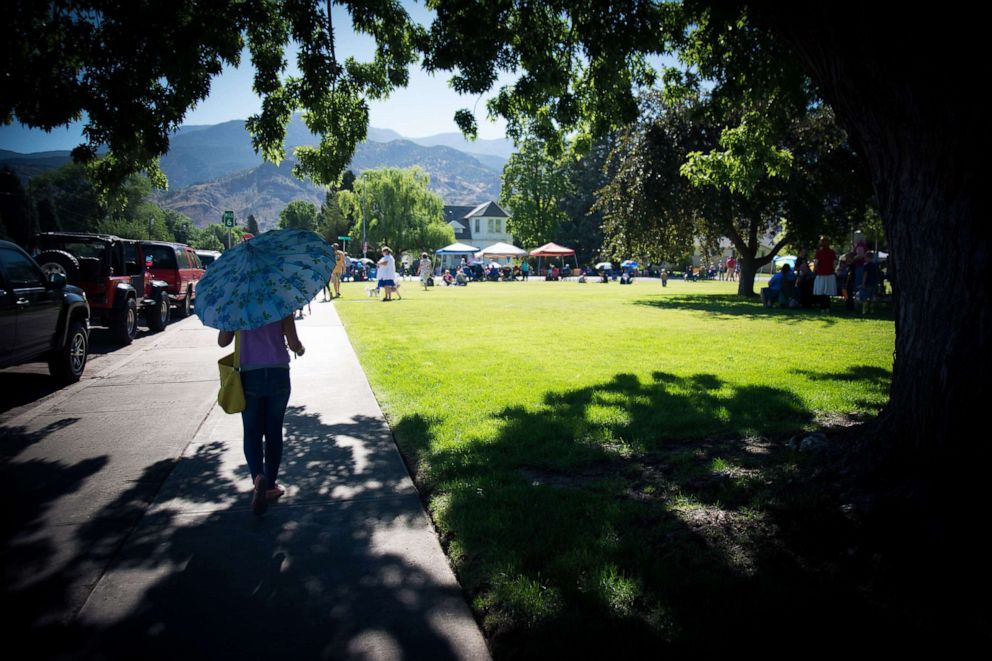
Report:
336,167,452,257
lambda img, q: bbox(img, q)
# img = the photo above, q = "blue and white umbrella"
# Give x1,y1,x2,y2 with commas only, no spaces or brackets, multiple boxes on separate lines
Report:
621,259,639,268
195,229,336,331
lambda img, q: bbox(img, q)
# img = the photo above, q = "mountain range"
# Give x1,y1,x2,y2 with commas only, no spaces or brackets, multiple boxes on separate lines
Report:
1,116,513,229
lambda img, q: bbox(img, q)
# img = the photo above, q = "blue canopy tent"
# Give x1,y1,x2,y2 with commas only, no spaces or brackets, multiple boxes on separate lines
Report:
435,242,481,274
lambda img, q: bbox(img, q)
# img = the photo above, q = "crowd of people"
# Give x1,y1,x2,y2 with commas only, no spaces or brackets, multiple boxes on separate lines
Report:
319,240,885,316
760,236,884,313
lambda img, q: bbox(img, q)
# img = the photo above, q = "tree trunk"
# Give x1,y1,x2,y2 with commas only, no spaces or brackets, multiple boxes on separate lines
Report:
737,252,758,297
756,7,990,454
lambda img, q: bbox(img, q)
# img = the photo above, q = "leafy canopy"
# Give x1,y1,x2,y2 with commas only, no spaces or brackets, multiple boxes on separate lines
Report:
500,132,570,249
3,1,424,189
336,167,452,257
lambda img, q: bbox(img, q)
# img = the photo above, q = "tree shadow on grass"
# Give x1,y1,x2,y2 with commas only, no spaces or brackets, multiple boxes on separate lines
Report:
632,293,897,326
31,408,473,660
392,369,939,657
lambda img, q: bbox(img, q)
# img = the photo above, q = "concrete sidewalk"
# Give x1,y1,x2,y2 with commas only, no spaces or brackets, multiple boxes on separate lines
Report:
71,300,490,660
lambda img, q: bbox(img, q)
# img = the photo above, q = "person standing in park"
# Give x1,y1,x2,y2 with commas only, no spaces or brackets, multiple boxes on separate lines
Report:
377,246,398,301
520,259,529,281
218,317,305,515
332,243,347,298
858,251,880,314
813,236,838,311
418,252,433,290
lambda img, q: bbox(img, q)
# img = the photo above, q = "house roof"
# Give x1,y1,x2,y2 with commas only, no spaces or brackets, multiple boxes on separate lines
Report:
443,205,475,223
465,201,509,219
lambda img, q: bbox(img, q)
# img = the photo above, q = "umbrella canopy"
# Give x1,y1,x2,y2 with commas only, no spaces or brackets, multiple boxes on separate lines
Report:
359,257,375,264
477,242,528,257
529,242,576,257
595,262,613,270
195,229,336,331
435,242,480,254
621,260,639,268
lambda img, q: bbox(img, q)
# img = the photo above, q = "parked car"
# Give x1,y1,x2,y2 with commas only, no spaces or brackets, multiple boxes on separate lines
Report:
143,241,205,318
33,232,171,345
0,240,90,382
195,249,222,268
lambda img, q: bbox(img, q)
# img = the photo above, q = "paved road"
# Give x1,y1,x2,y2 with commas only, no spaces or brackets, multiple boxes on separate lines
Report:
1,316,221,649
1,304,489,660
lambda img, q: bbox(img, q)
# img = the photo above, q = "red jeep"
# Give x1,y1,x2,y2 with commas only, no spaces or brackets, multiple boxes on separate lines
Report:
142,241,205,318
34,232,171,345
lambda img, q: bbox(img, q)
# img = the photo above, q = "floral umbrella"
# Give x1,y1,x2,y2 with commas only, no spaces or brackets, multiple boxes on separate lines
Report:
194,229,336,331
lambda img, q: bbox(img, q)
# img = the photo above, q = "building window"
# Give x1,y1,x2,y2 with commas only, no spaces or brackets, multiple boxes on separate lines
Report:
475,218,480,233
495,220,501,234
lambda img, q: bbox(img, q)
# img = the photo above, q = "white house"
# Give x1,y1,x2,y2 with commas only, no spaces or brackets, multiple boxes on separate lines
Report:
443,201,514,250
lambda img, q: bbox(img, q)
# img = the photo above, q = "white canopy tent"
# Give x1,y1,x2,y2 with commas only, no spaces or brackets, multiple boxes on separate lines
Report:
475,241,528,267
475,242,528,258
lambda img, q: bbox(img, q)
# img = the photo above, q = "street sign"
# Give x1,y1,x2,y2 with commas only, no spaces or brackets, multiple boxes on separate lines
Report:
223,210,235,227
337,236,350,241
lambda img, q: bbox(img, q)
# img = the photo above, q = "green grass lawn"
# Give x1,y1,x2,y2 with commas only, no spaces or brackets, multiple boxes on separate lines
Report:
336,278,897,655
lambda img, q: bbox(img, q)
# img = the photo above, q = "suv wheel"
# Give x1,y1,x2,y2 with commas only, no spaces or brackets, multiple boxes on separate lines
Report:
36,250,80,284
48,320,88,383
176,288,192,318
147,293,170,332
111,298,138,345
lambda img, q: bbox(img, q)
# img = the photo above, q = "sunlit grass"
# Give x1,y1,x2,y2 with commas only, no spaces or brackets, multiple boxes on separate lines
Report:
336,277,896,654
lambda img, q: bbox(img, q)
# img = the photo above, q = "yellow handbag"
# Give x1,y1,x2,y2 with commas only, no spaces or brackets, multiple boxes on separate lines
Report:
217,332,246,414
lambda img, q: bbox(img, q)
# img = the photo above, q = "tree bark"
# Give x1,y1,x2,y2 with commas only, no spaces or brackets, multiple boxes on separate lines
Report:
754,7,990,453
737,254,758,297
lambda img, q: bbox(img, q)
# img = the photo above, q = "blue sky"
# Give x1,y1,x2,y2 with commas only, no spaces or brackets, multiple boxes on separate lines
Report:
0,1,516,153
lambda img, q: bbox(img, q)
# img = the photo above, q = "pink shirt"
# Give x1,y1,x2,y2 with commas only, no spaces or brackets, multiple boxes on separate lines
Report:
240,320,289,369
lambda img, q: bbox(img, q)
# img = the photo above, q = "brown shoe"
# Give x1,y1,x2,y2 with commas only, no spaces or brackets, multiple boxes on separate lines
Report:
251,475,268,515
266,484,286,501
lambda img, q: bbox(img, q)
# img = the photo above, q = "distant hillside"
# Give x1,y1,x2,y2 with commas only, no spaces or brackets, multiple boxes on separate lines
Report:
0,149,72,180
155,161,325,231
348,140,500,205
408,132,514,159
156,142,500,228
158,119,261,188
3,116,506,222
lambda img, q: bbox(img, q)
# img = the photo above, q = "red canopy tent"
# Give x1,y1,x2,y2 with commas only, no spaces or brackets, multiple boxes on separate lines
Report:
529,242,577,276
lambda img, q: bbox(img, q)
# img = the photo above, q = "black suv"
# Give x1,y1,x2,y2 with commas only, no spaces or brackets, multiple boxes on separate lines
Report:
0,240,90,382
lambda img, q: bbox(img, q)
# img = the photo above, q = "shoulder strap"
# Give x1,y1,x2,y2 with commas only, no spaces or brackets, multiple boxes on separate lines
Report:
234,332,241,370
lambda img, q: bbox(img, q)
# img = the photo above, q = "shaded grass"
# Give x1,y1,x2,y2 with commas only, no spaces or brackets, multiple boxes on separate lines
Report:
335,279,901,655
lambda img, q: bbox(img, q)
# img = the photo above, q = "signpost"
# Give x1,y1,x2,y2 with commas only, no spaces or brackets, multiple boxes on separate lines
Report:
223,211,234,249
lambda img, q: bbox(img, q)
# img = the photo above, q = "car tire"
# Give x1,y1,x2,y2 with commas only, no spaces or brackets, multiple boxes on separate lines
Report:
147,293,170,332
111,297,138,345
175,288,192,318
48,320,89,383
36,250,80,284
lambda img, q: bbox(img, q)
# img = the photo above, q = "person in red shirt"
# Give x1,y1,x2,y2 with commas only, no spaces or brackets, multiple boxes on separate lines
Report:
813,236,838,310
726,256,737,282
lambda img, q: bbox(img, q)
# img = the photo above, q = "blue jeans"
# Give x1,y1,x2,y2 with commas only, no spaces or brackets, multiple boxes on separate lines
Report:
240,368,291,487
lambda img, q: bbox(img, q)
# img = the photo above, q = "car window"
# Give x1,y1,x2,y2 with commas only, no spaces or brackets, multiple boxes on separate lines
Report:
187,250,202,269
177,249,190,269
144,244,178,269
0,246,46,288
